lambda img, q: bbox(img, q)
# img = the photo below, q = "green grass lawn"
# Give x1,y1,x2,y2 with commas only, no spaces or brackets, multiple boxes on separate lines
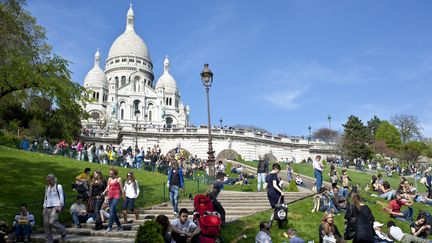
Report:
222,161,431,242
221,187,432,242
0,146,207,228
235,160,288,170
289,163,427,193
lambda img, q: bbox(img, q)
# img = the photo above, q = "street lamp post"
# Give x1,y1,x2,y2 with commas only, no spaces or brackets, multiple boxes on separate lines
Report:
308,125,312,143
219,118,223,128
201,64,215,180
327,115,332,130
134,109,141,148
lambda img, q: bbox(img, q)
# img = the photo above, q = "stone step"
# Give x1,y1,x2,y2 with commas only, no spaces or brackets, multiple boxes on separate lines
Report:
30,234,134,243
150,205,270,210
65,228,136,238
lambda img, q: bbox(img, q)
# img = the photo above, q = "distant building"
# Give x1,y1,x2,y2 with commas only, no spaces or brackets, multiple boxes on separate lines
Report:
82,4,189,130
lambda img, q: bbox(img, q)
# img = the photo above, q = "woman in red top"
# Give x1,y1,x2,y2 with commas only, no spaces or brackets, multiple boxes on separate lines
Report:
102,167,123,232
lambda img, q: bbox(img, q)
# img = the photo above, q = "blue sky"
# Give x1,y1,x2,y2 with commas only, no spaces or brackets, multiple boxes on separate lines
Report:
26,0,432,137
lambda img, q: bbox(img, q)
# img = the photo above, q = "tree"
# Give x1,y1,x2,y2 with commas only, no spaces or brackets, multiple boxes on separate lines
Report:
399,141,427,164
0,0,87,141
367,115,381,140
375,121,402,149
312,128,339,142
341,115,372,160
374,140,397,158
390,114,422,143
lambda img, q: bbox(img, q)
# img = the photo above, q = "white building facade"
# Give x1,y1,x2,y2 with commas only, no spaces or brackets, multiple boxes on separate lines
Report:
82,4,189,130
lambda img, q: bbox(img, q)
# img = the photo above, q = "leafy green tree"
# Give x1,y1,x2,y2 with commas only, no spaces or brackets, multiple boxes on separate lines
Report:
0,0,87,141
375,121,402,149
399,141,427,163
390,114,422,143
367,115,381,140
341,115,372,160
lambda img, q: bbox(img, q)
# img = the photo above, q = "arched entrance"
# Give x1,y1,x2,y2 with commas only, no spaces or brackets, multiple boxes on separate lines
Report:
216,149,241,161
264,153,278,163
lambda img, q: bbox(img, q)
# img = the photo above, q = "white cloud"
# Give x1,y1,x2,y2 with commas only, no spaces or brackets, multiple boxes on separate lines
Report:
261,87,312,110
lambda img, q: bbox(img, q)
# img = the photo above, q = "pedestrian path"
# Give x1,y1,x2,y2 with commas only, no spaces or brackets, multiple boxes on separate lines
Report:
29,190,313,242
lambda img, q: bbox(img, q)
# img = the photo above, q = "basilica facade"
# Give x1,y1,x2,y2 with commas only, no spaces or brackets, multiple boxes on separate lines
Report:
82,4,189,130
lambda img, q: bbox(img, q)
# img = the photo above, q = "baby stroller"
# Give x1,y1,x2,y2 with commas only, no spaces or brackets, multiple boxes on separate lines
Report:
193,194,222,243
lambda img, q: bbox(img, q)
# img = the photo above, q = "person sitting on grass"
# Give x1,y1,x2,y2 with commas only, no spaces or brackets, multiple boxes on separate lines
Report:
70,195,89,228
171,208,200,243
295,175,303,187
373,221,394,243
13,204,35,242
329,186,347,212
379,181,396,201
285,228,305,243
386,193,414,223
410,213,431,239
255,221,272,243
319,212,342,243
387,221,428,243
317,187,339,214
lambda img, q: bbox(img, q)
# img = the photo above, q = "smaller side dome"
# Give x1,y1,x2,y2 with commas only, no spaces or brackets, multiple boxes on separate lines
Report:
155,55,178,93
84,49,108,88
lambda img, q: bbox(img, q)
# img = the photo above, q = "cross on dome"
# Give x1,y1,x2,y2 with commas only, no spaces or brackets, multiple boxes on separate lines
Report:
164,55,170,72
126,3,134,31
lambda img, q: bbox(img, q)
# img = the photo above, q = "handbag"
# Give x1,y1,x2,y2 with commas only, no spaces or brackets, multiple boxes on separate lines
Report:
87,199,94,213
323,234,337,243
344,204,357,240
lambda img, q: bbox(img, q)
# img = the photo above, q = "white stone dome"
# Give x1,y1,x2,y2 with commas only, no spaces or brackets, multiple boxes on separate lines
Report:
84,50,107,88
156,56,178,93
107,4,151,62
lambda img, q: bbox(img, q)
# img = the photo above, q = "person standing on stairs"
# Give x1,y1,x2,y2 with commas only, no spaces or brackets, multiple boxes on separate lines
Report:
43,174,67,243
313,155,324,193
257,155,269,192
167,162,184,217
122,171,140,223
101,167,123,232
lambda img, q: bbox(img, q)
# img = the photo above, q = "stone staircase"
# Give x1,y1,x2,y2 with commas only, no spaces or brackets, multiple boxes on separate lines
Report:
29,190,312,242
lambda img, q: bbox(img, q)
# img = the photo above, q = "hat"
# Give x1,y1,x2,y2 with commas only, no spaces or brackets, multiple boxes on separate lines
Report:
373,222,384,228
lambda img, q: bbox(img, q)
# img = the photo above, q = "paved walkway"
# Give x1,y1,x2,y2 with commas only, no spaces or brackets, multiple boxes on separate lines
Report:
29,189,312,242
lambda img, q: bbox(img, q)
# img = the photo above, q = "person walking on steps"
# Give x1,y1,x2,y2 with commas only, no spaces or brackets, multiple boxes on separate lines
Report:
101,167,123,232
257,155,269,192
43,174,67,243
267,163,284,224
313,155,324,193
167,162,184,217
122,171,140,223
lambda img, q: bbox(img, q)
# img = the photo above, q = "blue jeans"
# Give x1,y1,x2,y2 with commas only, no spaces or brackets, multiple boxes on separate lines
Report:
257,173,266,191
314,169,322,192
71,212,88,225
380,190,395,201
108,198,121,229
341,187,349,197
170,185,180,213
395,207,414,223
15,224,32,237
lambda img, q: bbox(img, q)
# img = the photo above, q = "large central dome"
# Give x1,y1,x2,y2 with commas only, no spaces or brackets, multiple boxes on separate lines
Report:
107,4,151,62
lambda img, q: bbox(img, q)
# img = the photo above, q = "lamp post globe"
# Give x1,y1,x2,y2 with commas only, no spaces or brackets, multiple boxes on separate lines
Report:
134,109,141,148
201,63,215,180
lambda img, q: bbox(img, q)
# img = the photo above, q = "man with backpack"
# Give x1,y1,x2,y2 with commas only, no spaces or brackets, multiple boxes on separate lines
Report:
43,174,66,243
257,155,269,192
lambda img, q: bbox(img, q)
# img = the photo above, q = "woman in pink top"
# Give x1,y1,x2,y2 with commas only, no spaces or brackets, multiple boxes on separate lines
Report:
102,167,123,232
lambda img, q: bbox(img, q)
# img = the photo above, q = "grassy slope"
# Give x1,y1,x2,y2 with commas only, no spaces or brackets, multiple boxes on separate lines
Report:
0,146,206,228
221,161,431,242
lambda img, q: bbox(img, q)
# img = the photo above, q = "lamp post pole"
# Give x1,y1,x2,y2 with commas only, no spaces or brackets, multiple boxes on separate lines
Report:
328,115,332,130
308,125,312,143
201,64,215,181
219,118,223,128
135,109,141,148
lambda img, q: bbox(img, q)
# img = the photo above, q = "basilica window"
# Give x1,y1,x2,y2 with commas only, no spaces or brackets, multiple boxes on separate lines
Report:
129,59,134,62
121,76,126,86
149,111,152,122
137,60,141,64
115,59,119,63
121,109,124,120
115,77,119,87
122,58,127,62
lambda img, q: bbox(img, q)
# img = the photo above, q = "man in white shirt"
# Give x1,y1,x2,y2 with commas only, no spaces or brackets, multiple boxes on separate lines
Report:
313,155,324,192
70,196,89,228
373,221,393,242
171,208,200,243
43,174,66,243
13,204,35,242
387,221,427,243
215,160,226,174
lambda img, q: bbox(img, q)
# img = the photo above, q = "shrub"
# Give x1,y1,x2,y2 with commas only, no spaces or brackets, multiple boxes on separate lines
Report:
135,220,163,243
322,159,327,167
0,134,20,148
286,180,299,192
